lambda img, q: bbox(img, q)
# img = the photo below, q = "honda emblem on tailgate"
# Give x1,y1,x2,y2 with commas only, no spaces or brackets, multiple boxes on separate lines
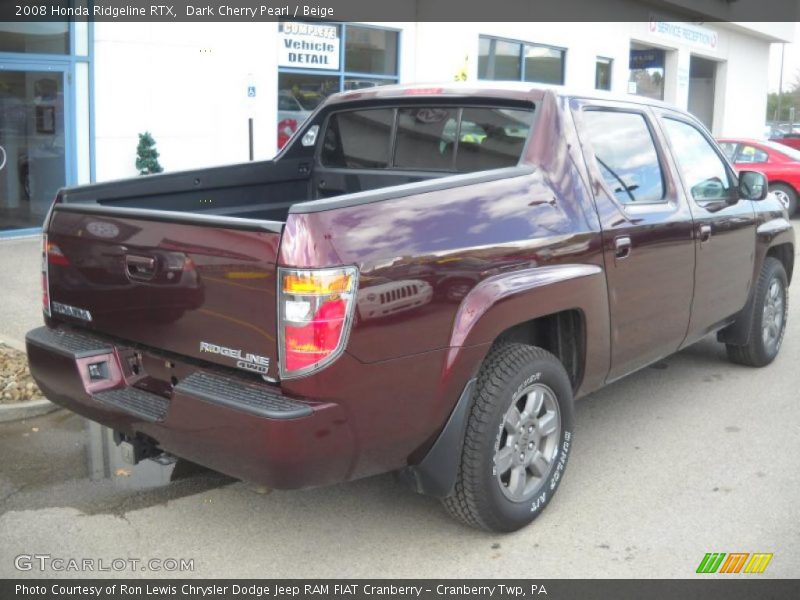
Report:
199,341,270,374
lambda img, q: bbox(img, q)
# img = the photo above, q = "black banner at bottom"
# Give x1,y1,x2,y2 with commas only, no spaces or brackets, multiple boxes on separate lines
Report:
2,579,798,600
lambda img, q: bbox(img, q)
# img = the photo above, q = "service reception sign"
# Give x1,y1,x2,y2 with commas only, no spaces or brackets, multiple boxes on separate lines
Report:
278,22,340,70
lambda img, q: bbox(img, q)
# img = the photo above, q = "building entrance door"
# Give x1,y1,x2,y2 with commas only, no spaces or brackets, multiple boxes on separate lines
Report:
0,64,69,232
688,55,718,131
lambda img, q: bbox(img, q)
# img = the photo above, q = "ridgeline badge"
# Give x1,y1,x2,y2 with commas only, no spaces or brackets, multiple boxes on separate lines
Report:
199,341,270,374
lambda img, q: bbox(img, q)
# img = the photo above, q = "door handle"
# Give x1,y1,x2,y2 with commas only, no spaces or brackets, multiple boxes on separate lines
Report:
698,224,712,243
125,255,157,281
614,236,632,260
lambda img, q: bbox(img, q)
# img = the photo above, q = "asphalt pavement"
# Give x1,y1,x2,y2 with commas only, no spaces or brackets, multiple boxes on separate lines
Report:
0,228,798,578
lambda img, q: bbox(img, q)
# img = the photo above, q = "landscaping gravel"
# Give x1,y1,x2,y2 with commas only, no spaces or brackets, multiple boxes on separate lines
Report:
0,343,40,403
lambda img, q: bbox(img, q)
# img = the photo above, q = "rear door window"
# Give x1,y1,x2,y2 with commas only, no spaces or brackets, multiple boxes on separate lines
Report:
582,110,665,204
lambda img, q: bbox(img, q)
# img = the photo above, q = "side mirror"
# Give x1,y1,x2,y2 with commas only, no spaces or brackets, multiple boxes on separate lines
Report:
738,170,768,201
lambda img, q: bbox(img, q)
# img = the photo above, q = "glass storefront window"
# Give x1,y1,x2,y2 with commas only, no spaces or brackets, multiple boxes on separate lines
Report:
343,77,391,91
494,40,522,80
628,47,665,101
479,36,565,85
478,37,492,79
279,72,340,112
0,23,69,55
345,26,398,76
0,70,66,231
523,45,564,85
278,73,339,148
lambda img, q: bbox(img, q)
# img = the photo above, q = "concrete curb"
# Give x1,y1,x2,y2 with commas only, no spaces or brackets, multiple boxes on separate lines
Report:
0,335,26,352
0,397,61,423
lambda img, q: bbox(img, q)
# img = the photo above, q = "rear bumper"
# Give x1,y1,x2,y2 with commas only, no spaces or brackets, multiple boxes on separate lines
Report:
25,326,354,489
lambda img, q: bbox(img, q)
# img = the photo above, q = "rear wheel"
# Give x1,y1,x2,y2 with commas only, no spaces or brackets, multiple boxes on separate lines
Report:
770,183,797,217
442,343,575,532
726,257,788,367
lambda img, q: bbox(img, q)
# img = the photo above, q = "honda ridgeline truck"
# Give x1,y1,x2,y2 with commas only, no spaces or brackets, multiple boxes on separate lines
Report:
27,83,794,532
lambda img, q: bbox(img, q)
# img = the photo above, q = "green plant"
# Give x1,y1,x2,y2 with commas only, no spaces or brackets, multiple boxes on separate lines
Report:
135,131,164,175
454,55,468,82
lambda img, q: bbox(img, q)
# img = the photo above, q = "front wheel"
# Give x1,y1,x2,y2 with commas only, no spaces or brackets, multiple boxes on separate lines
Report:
770,183,797,217
726,257,788,367
442,344,575,532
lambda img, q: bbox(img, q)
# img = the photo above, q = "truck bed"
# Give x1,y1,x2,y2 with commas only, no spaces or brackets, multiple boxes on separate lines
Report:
59,158,312,222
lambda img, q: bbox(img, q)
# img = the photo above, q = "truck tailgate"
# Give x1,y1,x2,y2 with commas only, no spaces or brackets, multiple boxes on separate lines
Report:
45,205,283,379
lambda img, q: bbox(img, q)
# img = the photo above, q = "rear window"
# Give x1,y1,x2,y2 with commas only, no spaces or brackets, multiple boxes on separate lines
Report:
320,109,394,169
456,108,531,172
320,105,534,172
395,107,457,170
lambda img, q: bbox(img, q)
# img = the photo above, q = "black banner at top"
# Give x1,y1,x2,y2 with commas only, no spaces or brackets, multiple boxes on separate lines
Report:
1,0,799,22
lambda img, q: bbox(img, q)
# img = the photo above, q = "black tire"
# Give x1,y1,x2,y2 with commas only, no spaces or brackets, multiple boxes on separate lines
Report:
726,257,789,367
442,343,575,532
770,183,797,217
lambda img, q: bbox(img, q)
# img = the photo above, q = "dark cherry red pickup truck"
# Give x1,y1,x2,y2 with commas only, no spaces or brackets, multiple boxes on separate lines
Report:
27,83,794,532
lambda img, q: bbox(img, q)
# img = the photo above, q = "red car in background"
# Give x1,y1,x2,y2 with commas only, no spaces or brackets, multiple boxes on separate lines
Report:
718,138,800,216
770,132,800,151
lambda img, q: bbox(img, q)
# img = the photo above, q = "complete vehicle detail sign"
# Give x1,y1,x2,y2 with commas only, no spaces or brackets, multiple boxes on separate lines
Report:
278,22,340,70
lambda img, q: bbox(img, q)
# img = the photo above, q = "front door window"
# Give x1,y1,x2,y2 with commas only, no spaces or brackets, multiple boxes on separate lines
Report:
0,69,66,231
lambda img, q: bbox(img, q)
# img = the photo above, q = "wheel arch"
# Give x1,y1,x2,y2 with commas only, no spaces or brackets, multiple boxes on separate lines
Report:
493,309,586,393
401,264,609,498
767,242,794,284
719,234,794,347
444,263,609,398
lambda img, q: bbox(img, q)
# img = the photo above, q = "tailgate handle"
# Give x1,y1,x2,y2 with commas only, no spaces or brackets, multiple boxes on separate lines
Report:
125,255,156,280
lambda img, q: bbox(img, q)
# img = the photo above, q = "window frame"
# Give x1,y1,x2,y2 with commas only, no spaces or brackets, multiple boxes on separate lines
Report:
478,35,566,85
657,114,739,208
316,102,536,173
579,106,671,207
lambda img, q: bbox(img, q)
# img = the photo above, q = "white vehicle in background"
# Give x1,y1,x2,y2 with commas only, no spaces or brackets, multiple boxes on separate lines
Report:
357,279,433,322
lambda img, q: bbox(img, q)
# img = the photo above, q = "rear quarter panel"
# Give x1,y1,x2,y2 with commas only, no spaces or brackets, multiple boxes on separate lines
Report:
277,92,609,479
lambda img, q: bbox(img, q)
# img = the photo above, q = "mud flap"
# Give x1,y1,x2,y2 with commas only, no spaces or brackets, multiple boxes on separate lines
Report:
400,378,476,498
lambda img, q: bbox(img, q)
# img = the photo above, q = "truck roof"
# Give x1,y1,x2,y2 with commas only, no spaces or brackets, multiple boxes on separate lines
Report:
327,80,678,111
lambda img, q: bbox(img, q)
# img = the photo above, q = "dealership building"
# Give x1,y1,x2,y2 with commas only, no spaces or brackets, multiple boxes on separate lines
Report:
0,10,793,235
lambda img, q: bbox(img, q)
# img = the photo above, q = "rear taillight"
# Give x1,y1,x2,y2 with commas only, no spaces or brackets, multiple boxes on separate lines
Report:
41,235,51,316
42,235,69,316
46,240,69,266
278,267,358,378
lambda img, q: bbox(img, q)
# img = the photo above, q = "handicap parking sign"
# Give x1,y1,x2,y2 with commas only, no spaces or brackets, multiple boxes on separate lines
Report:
247,86,256,98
